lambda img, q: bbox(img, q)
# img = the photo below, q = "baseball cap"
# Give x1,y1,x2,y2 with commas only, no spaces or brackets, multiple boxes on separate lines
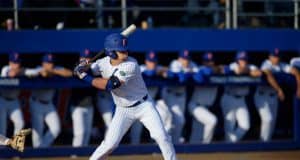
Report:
202,52,214,62
145,51,157,62
179,49,190,59
80,49,93,58
269,48,281,57
9,52,21,63
42,53,55,63
235,51,248,61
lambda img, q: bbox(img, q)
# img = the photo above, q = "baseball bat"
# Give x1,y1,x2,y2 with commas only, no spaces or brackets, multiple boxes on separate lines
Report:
89,24,137,63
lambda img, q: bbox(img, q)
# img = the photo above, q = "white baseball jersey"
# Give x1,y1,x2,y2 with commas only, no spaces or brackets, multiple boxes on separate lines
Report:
224,62,258,96
91,56,148,107
257,60,291,94
290,57,300,68
0,66,20,99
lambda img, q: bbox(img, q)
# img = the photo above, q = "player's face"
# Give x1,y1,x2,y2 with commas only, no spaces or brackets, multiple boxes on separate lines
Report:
179,57,189,68
237,59,248,68
42,62,54,70
116,51,128,61
145,60,157,70
269,56,280,65
9,62,20,70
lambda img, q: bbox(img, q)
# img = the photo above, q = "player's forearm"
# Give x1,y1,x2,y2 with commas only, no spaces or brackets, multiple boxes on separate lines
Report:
264,70,282,92
250,70,262,77
52,69,73,77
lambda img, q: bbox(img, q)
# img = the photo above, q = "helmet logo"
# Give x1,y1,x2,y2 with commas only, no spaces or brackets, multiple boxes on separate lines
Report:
184,50,189,56
274,48,279,55
14,53,19,59
48,54,52,60
207,52,213,59
150,52,155,59
84,49,90,55
122,39,127,47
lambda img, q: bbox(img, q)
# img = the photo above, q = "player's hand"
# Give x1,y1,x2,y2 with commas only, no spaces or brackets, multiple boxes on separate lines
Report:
74,65,88,79
277,89,285,101
8,128,31,152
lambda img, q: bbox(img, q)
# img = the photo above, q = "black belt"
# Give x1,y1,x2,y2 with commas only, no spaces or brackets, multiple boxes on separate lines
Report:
258,91,276,97
32,97,51,105
125,95,148,108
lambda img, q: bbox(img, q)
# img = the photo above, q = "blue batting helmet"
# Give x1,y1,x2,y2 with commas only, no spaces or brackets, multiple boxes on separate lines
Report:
104,33,128,59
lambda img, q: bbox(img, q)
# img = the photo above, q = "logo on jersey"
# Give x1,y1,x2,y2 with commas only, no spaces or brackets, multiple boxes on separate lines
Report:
119,71,126,76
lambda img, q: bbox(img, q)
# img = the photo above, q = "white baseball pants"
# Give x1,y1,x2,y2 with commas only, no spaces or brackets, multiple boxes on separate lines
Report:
254,92,278,142
72,106,94,147
89,99,177,160
221,94,250,143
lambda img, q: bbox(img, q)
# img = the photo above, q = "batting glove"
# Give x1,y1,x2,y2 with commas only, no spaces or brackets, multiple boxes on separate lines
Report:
74,65,87,79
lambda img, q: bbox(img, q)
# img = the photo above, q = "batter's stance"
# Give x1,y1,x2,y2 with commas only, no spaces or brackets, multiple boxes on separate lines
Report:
74,33,177,160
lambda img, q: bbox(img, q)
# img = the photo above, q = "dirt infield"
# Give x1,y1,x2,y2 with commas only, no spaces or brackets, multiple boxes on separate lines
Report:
21,150,300,160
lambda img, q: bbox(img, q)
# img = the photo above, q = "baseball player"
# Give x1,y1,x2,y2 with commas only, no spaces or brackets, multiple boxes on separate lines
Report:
74,33,177,160
162,49,198,144
221,51,262,143
290,57,300,98
0,52,25,137
71,49,97,147
130,51,173,144
188,52,221,144
254,49,290,142
25,53,73,148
